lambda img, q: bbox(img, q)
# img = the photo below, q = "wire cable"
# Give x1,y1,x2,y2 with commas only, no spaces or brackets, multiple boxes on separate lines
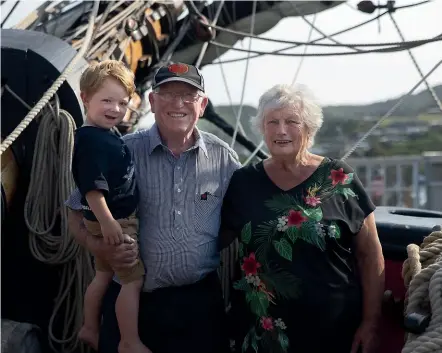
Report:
243,12,318,166
1,0,19,28
201,5,423,66
230,0,256,149
195,0,224,68
201,9,390,65
0,0,100,156
209,34,442,58
291,3,362,53
389,12,442,113
291,13,317,86
199,18,440,49
341,57,442,160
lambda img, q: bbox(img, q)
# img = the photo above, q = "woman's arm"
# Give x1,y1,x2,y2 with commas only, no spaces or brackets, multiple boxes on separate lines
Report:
354,212,385,325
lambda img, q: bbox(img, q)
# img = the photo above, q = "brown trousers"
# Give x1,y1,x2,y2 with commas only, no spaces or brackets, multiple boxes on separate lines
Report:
83,213,145,284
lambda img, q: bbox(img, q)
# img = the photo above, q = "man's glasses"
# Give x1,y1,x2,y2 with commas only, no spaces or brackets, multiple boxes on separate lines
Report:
155,92,201,104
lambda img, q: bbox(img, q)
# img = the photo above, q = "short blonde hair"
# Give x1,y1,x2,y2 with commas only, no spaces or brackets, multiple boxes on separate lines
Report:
251,84,323,148
80,60,135,98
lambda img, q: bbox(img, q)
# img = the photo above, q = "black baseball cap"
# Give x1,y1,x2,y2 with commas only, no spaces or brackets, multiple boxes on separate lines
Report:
152,63,205,92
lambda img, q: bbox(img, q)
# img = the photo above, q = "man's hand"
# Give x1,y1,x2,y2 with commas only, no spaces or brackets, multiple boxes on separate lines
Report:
350,320,376,353
68,208,139,271
93,235,138,271
100,218,125,245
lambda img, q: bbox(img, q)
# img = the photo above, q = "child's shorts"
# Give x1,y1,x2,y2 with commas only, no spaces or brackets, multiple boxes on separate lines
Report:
83,213,145,284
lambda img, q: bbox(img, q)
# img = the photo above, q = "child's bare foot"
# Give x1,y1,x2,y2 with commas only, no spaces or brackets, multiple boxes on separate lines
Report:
78,325,99,351
118,339,152,353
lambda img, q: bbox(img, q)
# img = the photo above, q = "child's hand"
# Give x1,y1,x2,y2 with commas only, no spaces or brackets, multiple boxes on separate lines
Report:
100,219,125,245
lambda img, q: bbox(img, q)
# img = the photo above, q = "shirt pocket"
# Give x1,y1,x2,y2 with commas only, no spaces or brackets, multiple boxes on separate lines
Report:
194,191,223,236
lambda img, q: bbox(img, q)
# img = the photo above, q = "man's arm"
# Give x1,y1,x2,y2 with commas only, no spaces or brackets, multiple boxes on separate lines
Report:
68,208,106,256
354,212,385,324
68,208,138,270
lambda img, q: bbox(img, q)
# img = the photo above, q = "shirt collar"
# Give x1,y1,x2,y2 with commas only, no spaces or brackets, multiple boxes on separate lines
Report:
147,123,208,158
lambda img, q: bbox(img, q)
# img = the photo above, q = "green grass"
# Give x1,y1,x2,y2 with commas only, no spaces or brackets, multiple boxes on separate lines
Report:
417,114,442,122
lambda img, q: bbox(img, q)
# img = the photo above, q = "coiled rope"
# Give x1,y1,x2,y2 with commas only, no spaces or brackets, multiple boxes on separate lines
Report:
23,96,94,353
0,0,100,156
1,2,99,352
401,230,442,353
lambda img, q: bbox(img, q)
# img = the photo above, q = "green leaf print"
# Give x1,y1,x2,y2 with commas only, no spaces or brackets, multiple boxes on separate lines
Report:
254,220,279,261
255,220,278,239
337,186,358,200
301,207,323,222
300,221,326,251
233,277,252,292
242,330,250,352
278,331,290,352
246,291,269,317
251,333,259,353
239,242,244,257
344,172,354,184
242,327,259,353
260,270,300,300
264,194,299,214
328,221,341,239
241,222,252,244
285,226,300,243
273,239,292,261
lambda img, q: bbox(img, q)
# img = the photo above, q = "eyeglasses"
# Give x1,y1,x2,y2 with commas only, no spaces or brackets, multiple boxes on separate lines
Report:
155,91,201,104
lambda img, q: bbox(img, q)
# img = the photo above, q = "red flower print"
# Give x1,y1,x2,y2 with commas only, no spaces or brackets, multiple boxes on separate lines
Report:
304,195,321,207
241,253,261,275
329,168,348,186
287,210,307,228
260,317,274,331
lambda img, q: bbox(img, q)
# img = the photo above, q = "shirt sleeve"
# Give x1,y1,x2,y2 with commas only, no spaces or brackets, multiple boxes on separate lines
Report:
73,140,110,196
64,188,82,211
333,159,376,235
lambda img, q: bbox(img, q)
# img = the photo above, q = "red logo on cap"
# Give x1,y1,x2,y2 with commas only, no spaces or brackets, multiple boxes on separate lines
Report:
168,63,189,75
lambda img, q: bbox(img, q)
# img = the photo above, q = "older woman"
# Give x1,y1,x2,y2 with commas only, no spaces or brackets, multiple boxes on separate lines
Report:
220,84,385,353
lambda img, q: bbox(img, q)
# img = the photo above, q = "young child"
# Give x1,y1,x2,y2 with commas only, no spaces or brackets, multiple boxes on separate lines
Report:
72,60,150,353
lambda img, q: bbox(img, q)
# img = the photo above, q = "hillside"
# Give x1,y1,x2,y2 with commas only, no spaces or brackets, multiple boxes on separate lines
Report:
322,84,442,119
198,84,442,159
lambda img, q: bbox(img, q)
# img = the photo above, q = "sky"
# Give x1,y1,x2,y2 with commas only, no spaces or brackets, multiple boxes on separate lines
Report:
2,0,442,109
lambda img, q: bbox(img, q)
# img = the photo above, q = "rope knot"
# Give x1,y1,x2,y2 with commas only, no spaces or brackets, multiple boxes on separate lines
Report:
402,230,442,353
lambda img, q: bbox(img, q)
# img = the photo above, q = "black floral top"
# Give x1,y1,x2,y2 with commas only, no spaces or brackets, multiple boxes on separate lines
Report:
221,158,376,353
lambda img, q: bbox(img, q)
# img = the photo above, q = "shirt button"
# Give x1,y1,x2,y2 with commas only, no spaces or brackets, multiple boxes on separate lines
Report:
177,210,181,215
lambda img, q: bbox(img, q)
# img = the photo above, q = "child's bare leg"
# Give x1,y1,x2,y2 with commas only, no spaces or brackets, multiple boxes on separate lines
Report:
117,278,151,353
79,271,114,350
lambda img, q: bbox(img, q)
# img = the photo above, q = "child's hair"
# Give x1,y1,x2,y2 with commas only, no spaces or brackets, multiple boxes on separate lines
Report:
80,60,135,98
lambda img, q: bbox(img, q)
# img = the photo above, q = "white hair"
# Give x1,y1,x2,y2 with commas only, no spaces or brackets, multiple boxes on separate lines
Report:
251,84,323,148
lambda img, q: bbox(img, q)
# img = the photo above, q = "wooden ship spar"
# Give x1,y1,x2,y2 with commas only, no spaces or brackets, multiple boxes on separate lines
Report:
1,1,442,353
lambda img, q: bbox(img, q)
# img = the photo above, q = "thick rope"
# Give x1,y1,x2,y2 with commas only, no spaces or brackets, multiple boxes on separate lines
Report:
0,0,100,156
23,96,94,353
1,2,100,351
402,230,442,353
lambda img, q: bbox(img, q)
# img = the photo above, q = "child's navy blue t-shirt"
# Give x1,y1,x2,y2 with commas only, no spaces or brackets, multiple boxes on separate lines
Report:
72,126,138,221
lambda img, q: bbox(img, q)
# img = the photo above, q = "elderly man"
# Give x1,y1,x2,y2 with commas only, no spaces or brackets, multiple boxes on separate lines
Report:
67,63,241,353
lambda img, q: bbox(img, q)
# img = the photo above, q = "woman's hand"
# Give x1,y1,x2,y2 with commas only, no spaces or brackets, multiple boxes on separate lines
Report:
350,320,377,353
